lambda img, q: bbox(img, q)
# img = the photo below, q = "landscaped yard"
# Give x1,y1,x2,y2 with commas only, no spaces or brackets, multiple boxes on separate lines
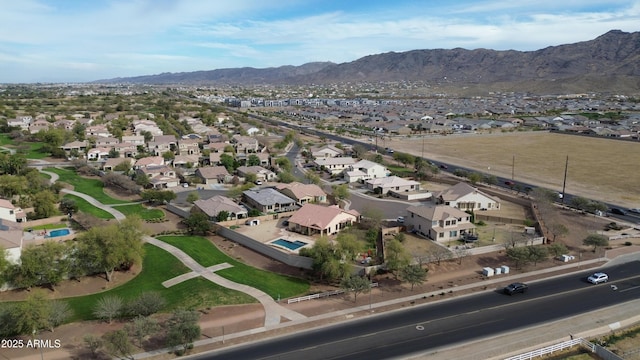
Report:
63,194,115,219
28,222,69,231
112,203,164,220
158,235,310,299
46,167,131,204
65,244,256,321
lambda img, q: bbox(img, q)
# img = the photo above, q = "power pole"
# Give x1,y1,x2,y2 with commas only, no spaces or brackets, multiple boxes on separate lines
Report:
511,154,515,180
561,155,568,203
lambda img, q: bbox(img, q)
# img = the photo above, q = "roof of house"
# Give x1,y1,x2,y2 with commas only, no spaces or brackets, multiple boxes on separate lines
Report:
243,188,296,206
407,205,471,221
0,199,15,209
288,204,359,231
237,165,272,175
193,196,247,217
135,156,164,167
104,157,135,168
274,182,326,199
436,182,499,202
366,176,420,187
314,157,357,166
196,166,230,178
0,219,23,250
352,159,385,170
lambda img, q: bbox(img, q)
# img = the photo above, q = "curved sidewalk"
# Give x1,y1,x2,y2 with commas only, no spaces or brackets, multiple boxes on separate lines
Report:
145,236,306,328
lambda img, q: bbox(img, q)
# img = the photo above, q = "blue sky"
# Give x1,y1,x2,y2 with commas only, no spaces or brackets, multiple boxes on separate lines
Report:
1,0,639,83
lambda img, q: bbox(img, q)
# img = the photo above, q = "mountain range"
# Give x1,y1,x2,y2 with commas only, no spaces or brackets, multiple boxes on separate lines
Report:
97,30,640,94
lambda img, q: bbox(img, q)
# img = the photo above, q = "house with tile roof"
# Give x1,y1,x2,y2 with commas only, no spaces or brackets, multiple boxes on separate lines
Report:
287,203,360,236
134,156,164,169
435,182,501,211
311,144,344,159
236,165,276,182
241,188,297,214
195,166,232,184
274,182,327,205
405,205,475,242
192,195,248,221
136,165,178,189
0,219,24,265
0,199,26,223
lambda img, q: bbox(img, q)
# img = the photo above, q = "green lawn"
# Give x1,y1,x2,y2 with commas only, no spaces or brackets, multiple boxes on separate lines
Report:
46,167,130,204
24,142,48,159
63,194,115,219
65,244,256,321
112,203,164,220
158,235,310,299
0,134,12,146
29,223,68,231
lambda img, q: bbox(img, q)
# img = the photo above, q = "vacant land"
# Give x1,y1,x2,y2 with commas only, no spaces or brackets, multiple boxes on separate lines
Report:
388,132,640,208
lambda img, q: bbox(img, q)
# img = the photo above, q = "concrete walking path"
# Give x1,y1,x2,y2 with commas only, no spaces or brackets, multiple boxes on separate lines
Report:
145,236,306,327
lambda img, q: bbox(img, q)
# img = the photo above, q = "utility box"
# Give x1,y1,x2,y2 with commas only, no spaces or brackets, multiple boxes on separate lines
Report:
501,265,510,274
495,267,502,275
560,254,575,262
483,267,495,277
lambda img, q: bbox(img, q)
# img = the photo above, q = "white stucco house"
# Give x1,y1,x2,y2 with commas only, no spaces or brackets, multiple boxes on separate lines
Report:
344,159,390,183
365,176,420,195
434,182,501,211
0,199,26,223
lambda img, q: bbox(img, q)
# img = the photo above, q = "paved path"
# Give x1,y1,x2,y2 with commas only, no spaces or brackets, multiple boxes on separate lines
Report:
145,236,306,327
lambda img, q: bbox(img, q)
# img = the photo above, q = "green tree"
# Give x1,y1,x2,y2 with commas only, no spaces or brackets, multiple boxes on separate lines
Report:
83,334,104,359
278,171,296,183
0,248,10,283
186,191,199,204
31,190,59,219
216,210,230,222
506,247,530,269
246,154,261,166
336,232,363,261
12,240,68,290
166,309,201,355
140,189,176,205
399,264,428,290
76,217,145,282
13,291,51,335
467,172,483,184
548,243,568,258
583,233,609,252
182,212,212,235
275,157,292,172
332,184,350,201
299,237,349,283
526,245,548,266
126,316,159,348
93,296,124,324
384,238,411,278
161,150,175,162
340,274,371,302
126,292,166,317
219,153,236,172
59,197,78,216
103,329,133,360
48,300,73,332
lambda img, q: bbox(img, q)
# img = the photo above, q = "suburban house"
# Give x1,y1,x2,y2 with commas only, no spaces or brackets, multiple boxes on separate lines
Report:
236,165,277,182
60,140,89,157
121,135,146,145
0,199,26,223
134,156,164,170
195,166,232,184
311,144,344,158
177,139,201,156
274,182,327,205
147,136,177,156
0,219,24,265
365,176,420,195
344,159,390,183
102,157,135,172
405,205,475,242
86,147,111,160
287,203,360,236
435,182,501,211
172,154,200,171
192,196,248,221
28,119,51,134
241,188,297,213
232,135,259,153
95,136,120,147
136,165,179,188
314,157,357,175
85,125,111,138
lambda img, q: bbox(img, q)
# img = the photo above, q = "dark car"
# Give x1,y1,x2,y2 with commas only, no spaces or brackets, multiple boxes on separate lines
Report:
503,282,528,295
504,181,515,186
439,164,448,169
610,208,627,216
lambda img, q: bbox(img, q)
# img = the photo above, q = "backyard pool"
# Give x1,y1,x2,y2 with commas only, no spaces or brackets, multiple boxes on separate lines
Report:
45,228,71,238
270,238,308,251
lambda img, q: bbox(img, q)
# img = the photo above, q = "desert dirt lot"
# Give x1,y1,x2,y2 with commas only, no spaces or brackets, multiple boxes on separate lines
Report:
385,131,640,209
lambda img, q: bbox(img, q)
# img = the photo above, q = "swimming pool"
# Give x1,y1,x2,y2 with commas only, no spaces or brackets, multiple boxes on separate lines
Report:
45,228,71,238
271,238,308,251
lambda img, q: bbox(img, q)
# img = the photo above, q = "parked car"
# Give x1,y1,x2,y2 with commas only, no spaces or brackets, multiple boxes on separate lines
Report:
628,208,640,214
610,208,627,216
439,164,448,169
396,216,405,223
503,282,528,295
504,181,515,186
254,180,263,185
587,272,609,284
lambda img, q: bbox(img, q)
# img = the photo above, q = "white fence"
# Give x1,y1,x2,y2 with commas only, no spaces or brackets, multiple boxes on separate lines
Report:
504,338,594,360
288,283,379,304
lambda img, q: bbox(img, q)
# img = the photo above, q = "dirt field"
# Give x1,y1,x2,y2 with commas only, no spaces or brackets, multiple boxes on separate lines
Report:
384,132,640,208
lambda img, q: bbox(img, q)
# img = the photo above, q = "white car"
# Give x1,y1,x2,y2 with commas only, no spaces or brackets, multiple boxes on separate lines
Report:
396,216,405,223
587,272,609,284
628,208,640,214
